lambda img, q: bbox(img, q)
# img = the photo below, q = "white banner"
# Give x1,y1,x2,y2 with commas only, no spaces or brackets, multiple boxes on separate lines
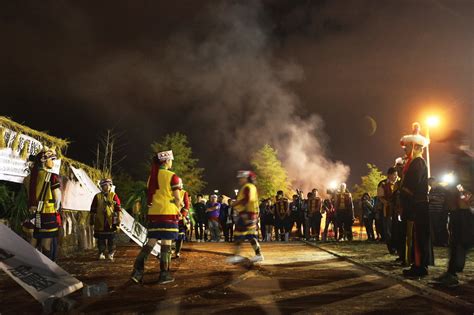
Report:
0,128,43,183
70,166,100,196
61,166,100,211
119,209,160,256
0,223,83,303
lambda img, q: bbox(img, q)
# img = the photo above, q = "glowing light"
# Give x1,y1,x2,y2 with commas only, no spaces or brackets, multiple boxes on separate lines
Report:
214,189,219,194
234,189,239,196
441,173,455,185
329,181,338,190
426,115,440,127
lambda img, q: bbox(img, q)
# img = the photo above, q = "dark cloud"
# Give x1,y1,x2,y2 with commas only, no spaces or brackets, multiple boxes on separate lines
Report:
1,0,472,194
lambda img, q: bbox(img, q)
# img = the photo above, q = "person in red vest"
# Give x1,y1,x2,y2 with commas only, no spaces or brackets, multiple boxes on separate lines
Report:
131,150,182,285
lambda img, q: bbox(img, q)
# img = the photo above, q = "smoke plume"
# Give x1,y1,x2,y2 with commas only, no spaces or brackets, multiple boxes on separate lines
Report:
74,2,350,192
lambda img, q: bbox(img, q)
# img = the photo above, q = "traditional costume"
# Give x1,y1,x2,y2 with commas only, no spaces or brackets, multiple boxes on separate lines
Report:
335,184,354,241
307,193,322,240
90,178,121,261
274,193,290,242
400,127,433,278
226,170,264,264
131,150,182,284
27,147,61,260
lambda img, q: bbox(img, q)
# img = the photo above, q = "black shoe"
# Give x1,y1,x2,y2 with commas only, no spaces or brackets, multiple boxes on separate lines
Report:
130,269,143,284
403,266,428,278
158,271,175,285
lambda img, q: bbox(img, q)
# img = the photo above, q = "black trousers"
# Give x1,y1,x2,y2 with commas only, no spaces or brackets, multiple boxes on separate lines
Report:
375,209,385,240
337,212,353,240
447,209,473,275
363,217,375,240
195,221,206,240
97,233,115,254
309,215,322,239
223,223,234,242
430,211,449,246
289,213,303,237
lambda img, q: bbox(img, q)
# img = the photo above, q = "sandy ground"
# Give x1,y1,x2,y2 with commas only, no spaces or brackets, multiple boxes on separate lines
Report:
0,241,472,314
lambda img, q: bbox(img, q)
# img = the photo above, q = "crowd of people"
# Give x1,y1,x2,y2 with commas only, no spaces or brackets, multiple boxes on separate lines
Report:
21,123,472,288
186,185,353,244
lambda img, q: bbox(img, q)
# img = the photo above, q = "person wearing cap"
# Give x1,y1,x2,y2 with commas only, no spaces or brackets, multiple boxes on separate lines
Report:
26,147,61,260
131,150,182,284
89,178,121,261
227,170,264,263
206,194,221,242
274,190,290,242
399,127,434,278
334,183,354,241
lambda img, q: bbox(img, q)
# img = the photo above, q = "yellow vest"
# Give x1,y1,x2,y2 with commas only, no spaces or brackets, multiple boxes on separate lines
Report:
148,169,180,216
234,183,259,214
35,169,55,214
94,191,117,231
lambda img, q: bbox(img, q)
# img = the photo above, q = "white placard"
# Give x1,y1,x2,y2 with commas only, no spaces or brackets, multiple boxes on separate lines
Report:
0,223,83,303
61,166,100,211
119,209,160,256
49,159,61,175
69,166,100,195
0,127,43,183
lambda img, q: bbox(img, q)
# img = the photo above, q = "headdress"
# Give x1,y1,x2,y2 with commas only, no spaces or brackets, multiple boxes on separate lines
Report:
157,150,174,161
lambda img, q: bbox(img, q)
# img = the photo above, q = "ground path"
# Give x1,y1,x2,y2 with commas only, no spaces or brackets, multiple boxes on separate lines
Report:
0,242,472,314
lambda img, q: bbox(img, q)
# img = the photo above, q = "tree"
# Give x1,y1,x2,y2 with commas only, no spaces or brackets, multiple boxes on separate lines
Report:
352,163,386,201
250,144,292,199
94,129,126,178
151,132,206,196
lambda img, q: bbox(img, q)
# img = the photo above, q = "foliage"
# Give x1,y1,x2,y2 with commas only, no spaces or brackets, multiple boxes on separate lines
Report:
0,182,29,234
352,163,386,201
150,132,206,196
125,181,148,234
250,144,292,199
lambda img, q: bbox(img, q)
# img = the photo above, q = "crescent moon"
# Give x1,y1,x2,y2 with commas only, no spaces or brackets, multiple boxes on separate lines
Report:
365,115,377,136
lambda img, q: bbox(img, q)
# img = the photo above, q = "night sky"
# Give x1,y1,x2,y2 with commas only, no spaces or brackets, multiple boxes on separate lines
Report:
1,0,473,195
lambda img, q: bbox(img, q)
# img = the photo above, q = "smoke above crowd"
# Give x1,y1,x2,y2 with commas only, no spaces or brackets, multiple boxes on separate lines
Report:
74,2,349,192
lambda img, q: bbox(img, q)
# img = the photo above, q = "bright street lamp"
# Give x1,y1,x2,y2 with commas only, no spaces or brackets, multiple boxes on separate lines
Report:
426,116,440,127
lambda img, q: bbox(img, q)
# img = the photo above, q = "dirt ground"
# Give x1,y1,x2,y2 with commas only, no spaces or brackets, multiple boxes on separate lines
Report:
0,242,473,314
311,240,474,306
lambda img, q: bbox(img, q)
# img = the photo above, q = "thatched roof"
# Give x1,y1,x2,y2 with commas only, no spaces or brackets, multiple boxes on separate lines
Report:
0,116,69,151
1,116,102,181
